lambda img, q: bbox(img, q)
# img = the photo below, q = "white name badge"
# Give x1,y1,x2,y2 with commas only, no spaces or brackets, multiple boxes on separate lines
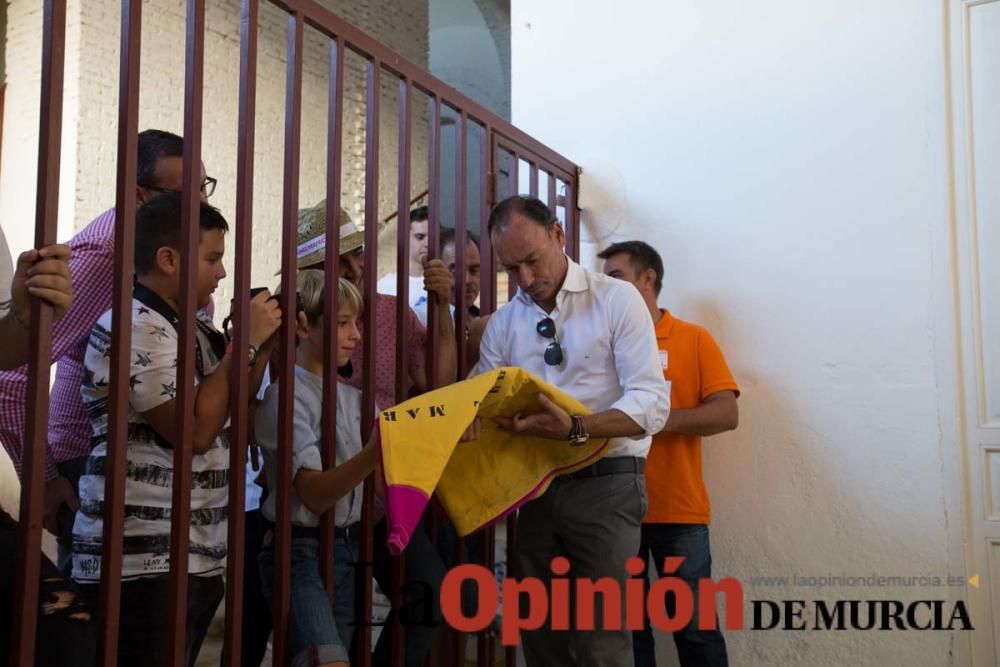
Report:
659,350,668,370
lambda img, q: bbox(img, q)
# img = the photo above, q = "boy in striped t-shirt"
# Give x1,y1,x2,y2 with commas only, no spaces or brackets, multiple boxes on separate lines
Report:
71,193,282,666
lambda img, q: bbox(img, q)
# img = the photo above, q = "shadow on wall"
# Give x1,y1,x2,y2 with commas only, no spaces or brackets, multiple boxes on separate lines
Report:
688,299,954,666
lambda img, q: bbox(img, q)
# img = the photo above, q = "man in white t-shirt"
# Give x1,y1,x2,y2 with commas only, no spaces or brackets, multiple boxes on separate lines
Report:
376,205,428,309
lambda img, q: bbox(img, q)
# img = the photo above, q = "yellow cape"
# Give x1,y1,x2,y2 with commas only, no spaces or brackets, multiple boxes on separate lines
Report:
379,366,608,554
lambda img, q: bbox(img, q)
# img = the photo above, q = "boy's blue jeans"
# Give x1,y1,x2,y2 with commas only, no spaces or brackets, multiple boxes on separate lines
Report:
259,534,354,667
259,519,444,667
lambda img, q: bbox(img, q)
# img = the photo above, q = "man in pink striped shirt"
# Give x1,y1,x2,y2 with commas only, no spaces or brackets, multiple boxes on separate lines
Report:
0,129,214,569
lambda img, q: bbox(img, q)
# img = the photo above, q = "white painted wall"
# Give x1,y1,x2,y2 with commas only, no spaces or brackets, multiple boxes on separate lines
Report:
513,1,973,665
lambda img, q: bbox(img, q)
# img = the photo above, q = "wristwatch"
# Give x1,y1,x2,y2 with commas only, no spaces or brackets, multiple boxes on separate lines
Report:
247,343,260,366
568,415,589,446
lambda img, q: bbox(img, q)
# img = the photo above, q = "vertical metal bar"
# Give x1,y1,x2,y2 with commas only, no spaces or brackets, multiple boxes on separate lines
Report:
507,151,518,301
387,75,413,667
505,513,518,667
166,1,205,663
95,1,140,664
423,91,443,667
453,112,468,378
477,125,496,667
567,175,580,261
547,171,557,218
425,95,441,381
511,151,519,196
355,56,381,667
10,1,65,664
505,146,521,666
529,162,538,198
319,33,345,598
449,109,469,667
477,526,496,667
221,0,258,664
480,127,495,316
272,10,305,665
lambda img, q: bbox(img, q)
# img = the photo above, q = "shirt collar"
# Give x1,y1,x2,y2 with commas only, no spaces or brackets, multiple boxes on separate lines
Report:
655,308,676,338
516,254,588,306
133,281,180,331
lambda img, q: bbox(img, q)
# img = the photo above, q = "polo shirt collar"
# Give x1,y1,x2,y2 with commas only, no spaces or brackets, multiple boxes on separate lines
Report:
655,308,676,338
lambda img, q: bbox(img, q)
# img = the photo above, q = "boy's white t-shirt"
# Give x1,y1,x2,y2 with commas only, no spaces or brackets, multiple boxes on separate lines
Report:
376,273,425,310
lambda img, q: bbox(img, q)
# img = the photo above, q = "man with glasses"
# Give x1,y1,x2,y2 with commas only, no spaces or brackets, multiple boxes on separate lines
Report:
473,195,670,667
0,129,216,574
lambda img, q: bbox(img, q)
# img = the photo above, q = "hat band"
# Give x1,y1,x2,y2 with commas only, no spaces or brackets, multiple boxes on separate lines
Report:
297,221,360,259
297,235,326,260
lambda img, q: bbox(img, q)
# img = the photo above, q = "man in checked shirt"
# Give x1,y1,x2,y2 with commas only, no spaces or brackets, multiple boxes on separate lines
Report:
0,129,216,572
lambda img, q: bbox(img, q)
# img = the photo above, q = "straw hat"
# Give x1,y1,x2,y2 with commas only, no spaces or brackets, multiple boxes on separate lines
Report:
292,200,363,271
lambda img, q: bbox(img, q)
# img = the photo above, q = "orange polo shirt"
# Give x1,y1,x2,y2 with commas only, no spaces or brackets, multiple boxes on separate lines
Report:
644,309,739,525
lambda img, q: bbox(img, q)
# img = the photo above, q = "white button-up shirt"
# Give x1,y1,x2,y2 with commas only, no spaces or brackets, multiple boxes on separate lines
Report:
474,256,670,458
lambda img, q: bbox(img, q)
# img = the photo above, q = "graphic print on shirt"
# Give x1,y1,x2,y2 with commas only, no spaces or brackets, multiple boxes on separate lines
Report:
71,297,230,583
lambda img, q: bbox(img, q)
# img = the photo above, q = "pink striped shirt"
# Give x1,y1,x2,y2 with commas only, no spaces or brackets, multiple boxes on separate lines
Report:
0,208,216,480
0,208,117,479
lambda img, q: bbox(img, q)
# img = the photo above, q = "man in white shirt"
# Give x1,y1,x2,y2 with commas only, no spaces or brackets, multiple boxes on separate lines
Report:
376,205,428,309
474,196,670,667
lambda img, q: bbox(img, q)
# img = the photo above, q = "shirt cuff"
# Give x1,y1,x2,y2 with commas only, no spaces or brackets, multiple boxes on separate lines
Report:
609,393,669,437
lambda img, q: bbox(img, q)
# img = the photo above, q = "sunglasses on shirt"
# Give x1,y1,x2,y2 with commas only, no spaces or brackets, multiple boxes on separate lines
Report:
536,317,563,366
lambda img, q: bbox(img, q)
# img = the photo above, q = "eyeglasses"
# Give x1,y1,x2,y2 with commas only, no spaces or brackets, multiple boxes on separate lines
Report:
536,317,563,366
139,176,218,198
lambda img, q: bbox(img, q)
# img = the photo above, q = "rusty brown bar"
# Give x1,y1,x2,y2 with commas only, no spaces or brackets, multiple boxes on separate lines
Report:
95,1,141,664
395,79,412,385
423,92,443,667
355,55,381,667
480,126,495,316
10,1,65,664
547,171,557,218
529,162,538,198
506,514,518,667
272,9,305,664
389,73,413,667
477,122,496,667
449,108,469,667
507,150,518,301
221,0,258,663
566,177,580,261
165,1,205,663
319,33,345,597
425,94,441,383
511,151,519,195
453,111,468,379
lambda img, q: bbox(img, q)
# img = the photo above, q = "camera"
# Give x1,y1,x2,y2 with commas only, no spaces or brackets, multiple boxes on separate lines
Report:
223,287,304,341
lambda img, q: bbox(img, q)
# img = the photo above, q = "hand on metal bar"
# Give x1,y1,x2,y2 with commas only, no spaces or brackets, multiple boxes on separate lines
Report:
422,256,454,304
0,243,72,370
10,243,73,320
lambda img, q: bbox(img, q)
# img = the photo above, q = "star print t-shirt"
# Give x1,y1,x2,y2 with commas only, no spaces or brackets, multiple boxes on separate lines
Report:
71,293,230,583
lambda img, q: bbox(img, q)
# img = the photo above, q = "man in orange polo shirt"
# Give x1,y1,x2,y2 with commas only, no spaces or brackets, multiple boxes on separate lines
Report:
599,240,739,667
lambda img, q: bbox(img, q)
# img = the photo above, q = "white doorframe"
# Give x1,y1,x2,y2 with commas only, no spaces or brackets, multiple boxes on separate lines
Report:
945,1,1000,664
